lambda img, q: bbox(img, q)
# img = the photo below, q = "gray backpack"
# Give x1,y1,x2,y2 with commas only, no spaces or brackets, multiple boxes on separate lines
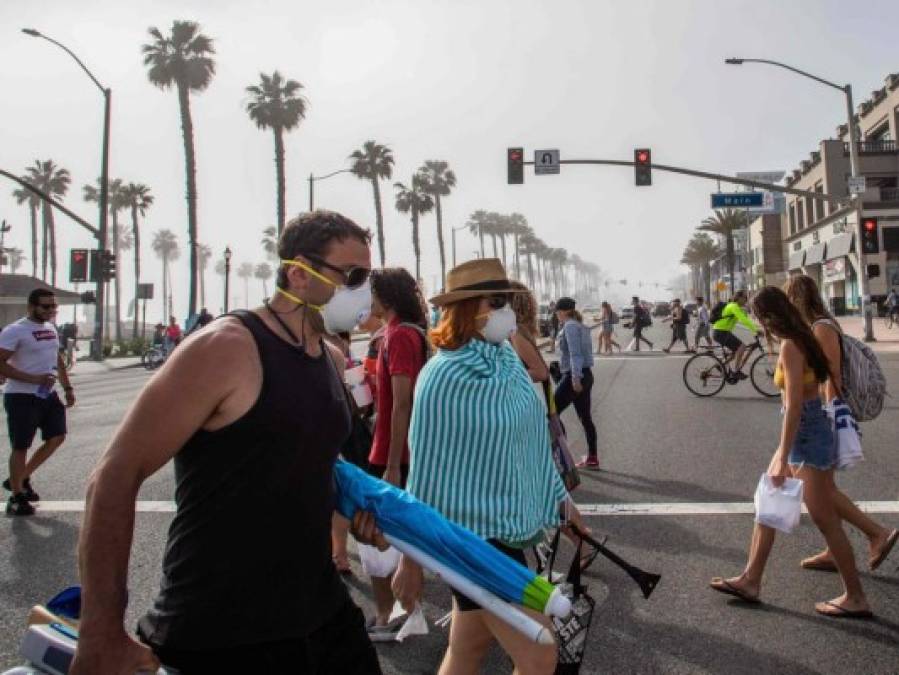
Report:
814,319,886,421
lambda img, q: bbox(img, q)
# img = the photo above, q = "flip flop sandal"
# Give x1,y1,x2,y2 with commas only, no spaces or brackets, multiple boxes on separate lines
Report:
709,578,761,604
801,556,838,572
869,529,899,571
815,601,873,619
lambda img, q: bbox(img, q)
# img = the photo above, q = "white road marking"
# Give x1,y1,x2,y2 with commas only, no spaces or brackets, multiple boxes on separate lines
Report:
31,500,899,515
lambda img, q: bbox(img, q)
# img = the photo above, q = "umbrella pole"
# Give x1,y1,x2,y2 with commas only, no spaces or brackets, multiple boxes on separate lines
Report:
385,534,556,646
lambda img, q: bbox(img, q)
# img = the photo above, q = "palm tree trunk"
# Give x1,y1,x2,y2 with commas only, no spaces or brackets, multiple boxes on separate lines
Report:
177,82,199,318
162,257,168,323
703,262,712,300
30,203,38,278
47,208,58,286
371,177,386,266
41,205,48,280
500,234,507,268
273,127,286,235
513,233,521,279
411,210,421,282
434,195,447,289
112,210,122,341
478,227,485,257
726,234,735,295
131,206,141,338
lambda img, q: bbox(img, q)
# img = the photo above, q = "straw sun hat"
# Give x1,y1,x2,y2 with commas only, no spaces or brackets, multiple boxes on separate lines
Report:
429,258,525,307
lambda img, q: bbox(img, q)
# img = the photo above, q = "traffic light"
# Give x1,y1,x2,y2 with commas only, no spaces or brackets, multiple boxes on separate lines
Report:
634,148,652,186
507,147,524,184
79,291,97,304
70,248,89,283
862,218,879,254
98,249,116,281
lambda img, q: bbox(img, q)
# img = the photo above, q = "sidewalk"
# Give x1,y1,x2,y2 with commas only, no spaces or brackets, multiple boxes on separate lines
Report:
69,356,143,376
835,316,899,353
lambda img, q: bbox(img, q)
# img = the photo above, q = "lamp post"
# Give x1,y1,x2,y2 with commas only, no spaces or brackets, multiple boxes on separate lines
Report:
307,169,353,211
223,247,232,313
24,27,112,357
725,57,873,341
451,224,469,268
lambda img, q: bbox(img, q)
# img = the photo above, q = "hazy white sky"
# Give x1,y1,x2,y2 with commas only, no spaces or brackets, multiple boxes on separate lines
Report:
2,0,898,319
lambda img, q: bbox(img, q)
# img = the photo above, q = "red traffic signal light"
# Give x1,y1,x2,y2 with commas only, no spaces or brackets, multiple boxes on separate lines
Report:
507,147,524,185
634,148,652,186
861,218,879,254
70,248,89,283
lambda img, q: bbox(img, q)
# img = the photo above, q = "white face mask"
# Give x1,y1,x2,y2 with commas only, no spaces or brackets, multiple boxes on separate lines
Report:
321,282,373,333
480,306,517,344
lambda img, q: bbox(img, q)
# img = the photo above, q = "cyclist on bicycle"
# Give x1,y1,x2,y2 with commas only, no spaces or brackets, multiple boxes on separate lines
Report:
711,290,761,380
886,288,899,324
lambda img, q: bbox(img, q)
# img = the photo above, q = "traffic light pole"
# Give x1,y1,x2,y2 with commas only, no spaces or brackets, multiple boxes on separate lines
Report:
93,88,111,359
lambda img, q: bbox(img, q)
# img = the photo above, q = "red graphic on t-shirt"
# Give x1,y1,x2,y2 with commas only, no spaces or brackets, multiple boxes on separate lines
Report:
31,330,57,341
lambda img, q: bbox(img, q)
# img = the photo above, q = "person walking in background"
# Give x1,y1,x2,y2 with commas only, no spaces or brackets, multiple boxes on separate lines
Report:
391,258,585,675
509,281,549,383
630,296,654,352
784,275,897,573
694,296,714,349
597,302,620,355
548,301,559,353
711,286,872,619
662,299,693,353
163,316,182,356
365,267,429,641
554,297,600,470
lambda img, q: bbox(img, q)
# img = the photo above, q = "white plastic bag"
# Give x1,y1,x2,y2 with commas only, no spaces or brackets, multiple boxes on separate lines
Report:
357,543,401,577
826,398,863,470
753,473,803,534
389,601,429,642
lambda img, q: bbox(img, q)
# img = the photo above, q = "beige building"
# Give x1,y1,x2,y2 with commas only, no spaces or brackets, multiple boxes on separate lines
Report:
783,72,899,314
748,214,787,291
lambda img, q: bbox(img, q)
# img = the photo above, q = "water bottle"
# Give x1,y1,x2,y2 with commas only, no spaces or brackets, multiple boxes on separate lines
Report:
35,367,57,399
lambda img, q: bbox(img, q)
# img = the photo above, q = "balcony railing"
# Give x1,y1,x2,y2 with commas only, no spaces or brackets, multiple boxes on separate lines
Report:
843,140,897,154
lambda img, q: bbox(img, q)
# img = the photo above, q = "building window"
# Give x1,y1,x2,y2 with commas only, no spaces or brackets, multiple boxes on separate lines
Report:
797,200,805,230
814,182,826,219
789,203,796,234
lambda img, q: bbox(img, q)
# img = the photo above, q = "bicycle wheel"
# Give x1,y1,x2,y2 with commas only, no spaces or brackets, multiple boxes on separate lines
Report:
750,350,780,398
683,352,726,397
145,348,165,370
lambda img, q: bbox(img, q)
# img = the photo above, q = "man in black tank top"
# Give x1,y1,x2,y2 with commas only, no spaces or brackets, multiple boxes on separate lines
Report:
72,211,384,674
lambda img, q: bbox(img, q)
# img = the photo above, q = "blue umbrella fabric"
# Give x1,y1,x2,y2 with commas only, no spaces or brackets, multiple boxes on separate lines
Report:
334,459,561,615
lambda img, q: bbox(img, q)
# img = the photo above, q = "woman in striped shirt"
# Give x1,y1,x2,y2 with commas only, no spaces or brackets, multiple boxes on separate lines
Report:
391,259,584,675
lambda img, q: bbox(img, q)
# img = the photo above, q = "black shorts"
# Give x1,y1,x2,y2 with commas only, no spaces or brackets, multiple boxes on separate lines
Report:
452,540,528,612
712,330,743,352
146,598,382,675
4,392,67,450
366,462,409,489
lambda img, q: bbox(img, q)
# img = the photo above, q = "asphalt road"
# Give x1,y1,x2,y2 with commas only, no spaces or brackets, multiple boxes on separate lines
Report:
1,322,898,674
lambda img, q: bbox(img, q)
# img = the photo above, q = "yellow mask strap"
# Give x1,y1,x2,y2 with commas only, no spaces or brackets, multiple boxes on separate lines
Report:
276,287,324,312
280,259,336,288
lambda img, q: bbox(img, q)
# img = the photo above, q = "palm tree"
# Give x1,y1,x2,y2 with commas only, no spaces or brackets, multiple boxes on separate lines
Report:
349,141,394,266
152,229,180,321
394,175,434,282
198,243,212,307
466,210,489,258
261,226,279,260
507,213,528,280
7,248,25,274
682,232,721,300
698,209,748,295
237,262,254,307
143,20,216,319
120,183,154,336
85,178,128,340
417,160,457,289
12,183,40,278
254,262,273,300
487,212,508,268
26,160,71,284
246,71,307,235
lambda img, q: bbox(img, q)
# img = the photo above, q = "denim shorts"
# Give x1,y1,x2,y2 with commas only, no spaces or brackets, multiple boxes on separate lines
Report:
788,399,836,471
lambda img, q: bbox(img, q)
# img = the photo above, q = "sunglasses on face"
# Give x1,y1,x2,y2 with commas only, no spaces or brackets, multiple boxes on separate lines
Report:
486,294,508,310
303,254,370,289
38,303,58,310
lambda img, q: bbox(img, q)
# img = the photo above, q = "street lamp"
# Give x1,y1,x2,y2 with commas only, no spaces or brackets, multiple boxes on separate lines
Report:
451,224,469,268
725,57,873,341
308,169,352,211
24,27,112,357
223,247,232,313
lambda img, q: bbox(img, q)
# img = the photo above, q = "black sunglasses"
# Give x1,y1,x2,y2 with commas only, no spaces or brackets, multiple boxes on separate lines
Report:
304,254,370,289
486,294,508,310
38,303,58,310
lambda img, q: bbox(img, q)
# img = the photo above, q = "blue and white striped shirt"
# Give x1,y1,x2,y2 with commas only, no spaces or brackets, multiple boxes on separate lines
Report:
407,339,568,545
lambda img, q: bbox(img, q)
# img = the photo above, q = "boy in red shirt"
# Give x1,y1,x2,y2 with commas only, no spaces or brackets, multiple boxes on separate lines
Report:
366,268,428,640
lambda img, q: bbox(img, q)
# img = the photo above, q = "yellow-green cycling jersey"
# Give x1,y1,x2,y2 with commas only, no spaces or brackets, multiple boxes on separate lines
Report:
712,302,759,333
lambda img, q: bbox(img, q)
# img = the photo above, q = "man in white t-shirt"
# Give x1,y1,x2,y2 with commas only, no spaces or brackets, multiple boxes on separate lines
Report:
693,296,714,349
0,288,75,515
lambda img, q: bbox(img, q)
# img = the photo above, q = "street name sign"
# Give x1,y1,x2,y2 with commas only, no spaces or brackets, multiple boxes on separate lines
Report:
736,171,785,185
848,176,867,195
535,149,560,175
710,192,764,208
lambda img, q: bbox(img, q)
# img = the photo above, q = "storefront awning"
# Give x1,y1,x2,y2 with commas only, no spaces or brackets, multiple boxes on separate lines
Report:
804,242,826,266
788,250,805,271
826,233,853,260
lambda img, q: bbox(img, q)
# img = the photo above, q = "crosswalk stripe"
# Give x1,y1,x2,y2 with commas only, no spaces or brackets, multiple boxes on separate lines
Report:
29,500,899,515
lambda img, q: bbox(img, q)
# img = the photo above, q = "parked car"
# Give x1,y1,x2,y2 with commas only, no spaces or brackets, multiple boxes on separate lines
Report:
652,302,671,317
538,304,554,337
619,306,635,322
